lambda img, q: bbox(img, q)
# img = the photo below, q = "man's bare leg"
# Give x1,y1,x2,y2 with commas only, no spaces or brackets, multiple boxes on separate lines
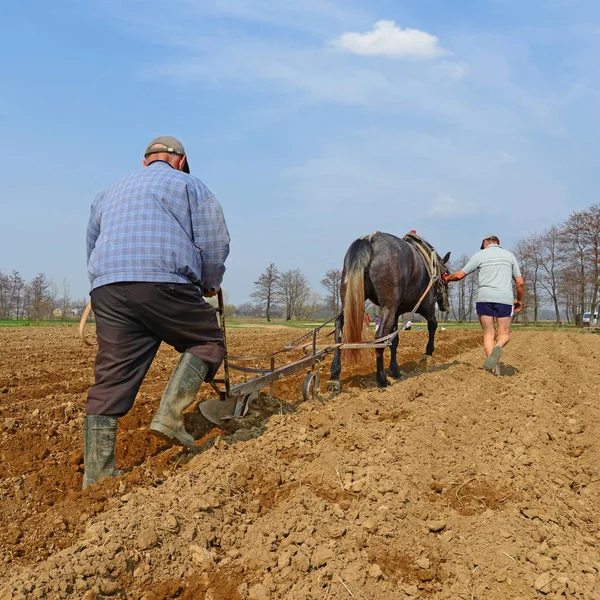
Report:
479,315,496,357
495,316,512,348
481,315,509,372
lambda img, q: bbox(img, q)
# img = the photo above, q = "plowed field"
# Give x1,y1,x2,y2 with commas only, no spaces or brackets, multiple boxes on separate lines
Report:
0,326,599,599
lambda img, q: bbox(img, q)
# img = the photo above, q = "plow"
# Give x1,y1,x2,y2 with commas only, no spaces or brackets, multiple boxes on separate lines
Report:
198,291,402,425
79,290,408,426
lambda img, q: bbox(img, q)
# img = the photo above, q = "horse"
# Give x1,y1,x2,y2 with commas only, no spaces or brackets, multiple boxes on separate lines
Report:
328,231,450,389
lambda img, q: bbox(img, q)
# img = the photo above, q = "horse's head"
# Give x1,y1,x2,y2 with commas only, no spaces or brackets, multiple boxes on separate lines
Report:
436,252,451,312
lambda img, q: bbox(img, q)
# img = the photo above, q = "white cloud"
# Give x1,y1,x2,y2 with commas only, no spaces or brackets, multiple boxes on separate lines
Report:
428,193,477,216
332,20,449,59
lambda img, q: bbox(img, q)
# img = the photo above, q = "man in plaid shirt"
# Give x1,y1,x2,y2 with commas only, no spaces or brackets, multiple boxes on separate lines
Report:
84,136,230,489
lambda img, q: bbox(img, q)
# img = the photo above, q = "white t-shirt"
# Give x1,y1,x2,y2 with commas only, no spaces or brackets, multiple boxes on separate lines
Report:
462,245,522,305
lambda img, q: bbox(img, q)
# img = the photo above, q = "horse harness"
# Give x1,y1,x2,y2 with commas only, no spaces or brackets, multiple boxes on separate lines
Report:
402,231,450,312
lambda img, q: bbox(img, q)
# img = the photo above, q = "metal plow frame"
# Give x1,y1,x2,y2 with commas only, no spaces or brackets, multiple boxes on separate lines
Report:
198,292,397,426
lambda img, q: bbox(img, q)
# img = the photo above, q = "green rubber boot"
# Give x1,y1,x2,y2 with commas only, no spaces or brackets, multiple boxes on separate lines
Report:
82,415,121,490
149,353,208,447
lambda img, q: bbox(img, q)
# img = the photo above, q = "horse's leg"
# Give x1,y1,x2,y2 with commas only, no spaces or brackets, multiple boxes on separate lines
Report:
388,323,402,379
375,346,388,387
376,309,396,387
420,312,438,370
327,312,344,393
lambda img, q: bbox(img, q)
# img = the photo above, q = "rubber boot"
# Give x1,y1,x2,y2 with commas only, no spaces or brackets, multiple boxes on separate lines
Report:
82,415,120,490
149,353,208,447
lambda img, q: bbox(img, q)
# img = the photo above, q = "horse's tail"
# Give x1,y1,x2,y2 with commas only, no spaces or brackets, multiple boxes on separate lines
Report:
342,237,371,364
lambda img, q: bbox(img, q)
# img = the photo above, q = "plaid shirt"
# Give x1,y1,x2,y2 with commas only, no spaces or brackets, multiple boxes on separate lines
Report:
87,161,230,292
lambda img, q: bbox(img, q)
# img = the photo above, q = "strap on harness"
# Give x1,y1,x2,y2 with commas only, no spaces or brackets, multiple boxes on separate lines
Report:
402,231,449,312
402,231,440,280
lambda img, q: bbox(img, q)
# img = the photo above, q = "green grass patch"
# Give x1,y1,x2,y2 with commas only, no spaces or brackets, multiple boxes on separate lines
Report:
0,320,80,328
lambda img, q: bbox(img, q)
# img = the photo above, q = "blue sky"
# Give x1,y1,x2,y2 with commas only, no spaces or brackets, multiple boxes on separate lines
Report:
1,0,599,304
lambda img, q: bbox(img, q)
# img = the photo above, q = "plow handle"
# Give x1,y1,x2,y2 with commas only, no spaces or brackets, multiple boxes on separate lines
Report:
217,289,231,396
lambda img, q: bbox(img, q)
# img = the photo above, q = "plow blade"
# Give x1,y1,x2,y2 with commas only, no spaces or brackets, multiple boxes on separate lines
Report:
199,392,255,426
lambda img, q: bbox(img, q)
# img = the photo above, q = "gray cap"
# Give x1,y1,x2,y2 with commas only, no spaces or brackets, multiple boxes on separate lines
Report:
480,234,499,250
144,135,190,173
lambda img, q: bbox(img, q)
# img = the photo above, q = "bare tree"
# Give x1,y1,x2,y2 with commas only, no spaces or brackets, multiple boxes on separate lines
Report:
251,263,280,321
448,254,476,321
561,211,590,325
577,203,600,318
277,269,311,321
320,268,342,317
513,237,543,325
0,271,9,320
9,271,26,320
27,273,52,321
558,268,579,323
49,278,60,317
538,226,564,324
298,292,323,319
59,277,71,319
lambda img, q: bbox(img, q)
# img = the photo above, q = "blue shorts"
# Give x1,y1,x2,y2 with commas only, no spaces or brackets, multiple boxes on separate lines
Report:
476,302,513,318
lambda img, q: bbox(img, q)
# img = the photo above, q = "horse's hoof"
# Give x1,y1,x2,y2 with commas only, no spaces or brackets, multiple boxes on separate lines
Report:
377,379,391,388
327,380,342,394
390,371,404,380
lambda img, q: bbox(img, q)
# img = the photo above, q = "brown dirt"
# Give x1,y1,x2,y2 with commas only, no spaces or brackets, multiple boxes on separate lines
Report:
0,326,599,599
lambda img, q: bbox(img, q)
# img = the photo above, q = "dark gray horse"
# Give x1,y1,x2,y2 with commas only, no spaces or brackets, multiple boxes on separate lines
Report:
328,232,450,389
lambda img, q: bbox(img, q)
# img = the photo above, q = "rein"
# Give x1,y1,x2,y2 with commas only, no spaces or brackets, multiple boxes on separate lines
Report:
79,302,96,346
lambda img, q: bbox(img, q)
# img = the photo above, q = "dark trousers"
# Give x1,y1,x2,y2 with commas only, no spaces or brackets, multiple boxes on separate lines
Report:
87,282,225,416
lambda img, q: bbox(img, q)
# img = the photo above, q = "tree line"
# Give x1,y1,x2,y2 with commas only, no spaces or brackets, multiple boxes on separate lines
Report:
513,203,599,325
0,271,85,321
236,264,342,321
5,203,597,324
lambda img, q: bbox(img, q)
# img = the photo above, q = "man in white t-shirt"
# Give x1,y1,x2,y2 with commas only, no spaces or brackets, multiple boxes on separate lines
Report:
443,234,525,373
